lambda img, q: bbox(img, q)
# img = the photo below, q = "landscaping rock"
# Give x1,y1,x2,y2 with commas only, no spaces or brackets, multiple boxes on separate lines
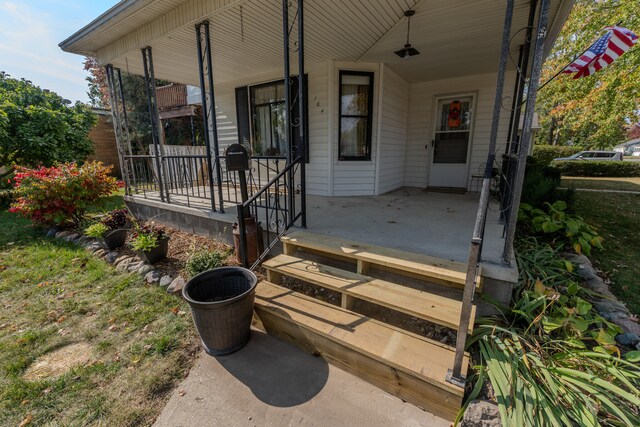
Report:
159,275,173,287
167,276,186,295
46,228,58,238
594,300,628,314
116,259,135,273
137,264,154,276
145,270,161,284
94,249,107,258
55,231,72,239
87,243,102,252
76,236,88,245
114,255,130,266
601,311,629,323
615,317,640,336
615,332,640,347
461,400,501,427
105,252,118,264
127,261,144,273
63,233,80,242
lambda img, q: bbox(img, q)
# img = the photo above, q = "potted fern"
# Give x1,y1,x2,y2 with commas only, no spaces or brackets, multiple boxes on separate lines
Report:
84,209,130,250
131,224,169,264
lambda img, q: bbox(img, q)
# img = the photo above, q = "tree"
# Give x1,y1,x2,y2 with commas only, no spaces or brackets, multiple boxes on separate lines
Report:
536,0,640,148
0,72,96,180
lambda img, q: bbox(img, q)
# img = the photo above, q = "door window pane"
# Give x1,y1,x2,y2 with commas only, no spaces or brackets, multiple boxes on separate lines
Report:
433,132,468,164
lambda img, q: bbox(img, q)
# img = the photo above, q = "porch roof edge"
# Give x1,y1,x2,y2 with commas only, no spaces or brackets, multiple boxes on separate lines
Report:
58,0,144,55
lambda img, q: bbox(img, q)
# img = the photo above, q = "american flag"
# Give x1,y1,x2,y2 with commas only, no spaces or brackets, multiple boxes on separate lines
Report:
562,26,638,79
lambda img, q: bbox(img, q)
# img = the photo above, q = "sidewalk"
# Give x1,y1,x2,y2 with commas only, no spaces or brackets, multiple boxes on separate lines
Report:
154,330,449,427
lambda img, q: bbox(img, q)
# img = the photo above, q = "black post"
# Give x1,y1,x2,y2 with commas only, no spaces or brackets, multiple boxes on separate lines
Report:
448,0,514,387
105,65,131,194
509,0,538,155
142,47,167,203
282,0,294,226
503,0,551,264
195,21,221,212
297,0,307,228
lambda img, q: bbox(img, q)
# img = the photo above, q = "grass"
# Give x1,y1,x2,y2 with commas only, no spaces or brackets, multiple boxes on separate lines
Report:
0,197,198,426
562,176,640,192
574,191,640,314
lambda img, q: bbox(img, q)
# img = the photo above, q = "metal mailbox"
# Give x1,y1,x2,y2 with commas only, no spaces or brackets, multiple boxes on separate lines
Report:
225,144,250,172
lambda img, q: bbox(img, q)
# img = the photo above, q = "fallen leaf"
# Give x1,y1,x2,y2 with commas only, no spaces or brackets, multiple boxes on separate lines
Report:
108,325,118,332
18,414,32,426
178,389,186,397
56,316,66,323
108,317,116,324
171,307,180,315
20,399,29,406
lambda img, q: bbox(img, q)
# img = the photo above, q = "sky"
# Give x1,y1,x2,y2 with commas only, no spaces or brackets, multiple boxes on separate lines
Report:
0,0,119,103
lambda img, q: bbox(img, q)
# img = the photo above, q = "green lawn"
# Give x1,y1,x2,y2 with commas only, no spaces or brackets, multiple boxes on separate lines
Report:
0,203,198,426
574,191,640,314
562,176,640,192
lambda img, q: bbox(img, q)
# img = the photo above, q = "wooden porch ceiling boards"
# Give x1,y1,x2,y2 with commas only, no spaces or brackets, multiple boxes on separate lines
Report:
66,0,570,86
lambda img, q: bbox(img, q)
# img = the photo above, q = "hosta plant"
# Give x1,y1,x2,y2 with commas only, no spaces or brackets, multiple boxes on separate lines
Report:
518,200,603,255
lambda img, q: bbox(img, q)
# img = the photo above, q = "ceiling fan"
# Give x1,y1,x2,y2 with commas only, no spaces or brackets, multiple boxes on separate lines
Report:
394,10,420,60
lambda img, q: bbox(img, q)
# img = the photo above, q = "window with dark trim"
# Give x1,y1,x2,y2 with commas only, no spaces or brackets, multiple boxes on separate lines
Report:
235,76,308,161
339,71,374,161
250,80,287,157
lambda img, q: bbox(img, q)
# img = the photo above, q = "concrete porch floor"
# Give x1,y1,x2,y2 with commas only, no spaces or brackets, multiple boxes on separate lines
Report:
127,186,517,284
153,329,449,427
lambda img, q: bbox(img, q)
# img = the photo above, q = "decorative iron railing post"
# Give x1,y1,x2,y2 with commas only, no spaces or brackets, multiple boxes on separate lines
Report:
105,65,135,194
282,0,294,226
196,21,224,213
142,47,168,203
297,0,307,228
447,0,514,387
503,0,551,264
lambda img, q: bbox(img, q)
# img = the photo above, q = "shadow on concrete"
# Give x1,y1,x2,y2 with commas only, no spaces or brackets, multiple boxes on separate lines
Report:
215,330,329,407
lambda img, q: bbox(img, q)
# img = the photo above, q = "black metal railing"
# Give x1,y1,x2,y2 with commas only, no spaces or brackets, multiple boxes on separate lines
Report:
237,157,303,269
124,152,290,212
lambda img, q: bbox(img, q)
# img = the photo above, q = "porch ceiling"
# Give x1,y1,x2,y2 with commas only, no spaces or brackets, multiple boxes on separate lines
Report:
63,0,571,86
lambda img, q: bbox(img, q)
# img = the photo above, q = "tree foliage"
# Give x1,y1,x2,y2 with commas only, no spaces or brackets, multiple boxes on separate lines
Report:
536,0,640,148
0,72,96,178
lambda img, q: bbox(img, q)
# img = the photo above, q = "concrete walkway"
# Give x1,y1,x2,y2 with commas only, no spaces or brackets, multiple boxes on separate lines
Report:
561,187,640,195
154,330,449,427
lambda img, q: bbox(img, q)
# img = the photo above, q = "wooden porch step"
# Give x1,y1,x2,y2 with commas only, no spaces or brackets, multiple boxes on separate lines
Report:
281,231,483,292
253,281,468,421
263,254,475,333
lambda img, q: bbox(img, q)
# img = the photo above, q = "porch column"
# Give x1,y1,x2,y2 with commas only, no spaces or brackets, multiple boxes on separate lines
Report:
448,0,514,386
195,20,224,213
502,0,551,263
297,0,307,228
282,0,295,224
141,46,168,203
105,64,133,194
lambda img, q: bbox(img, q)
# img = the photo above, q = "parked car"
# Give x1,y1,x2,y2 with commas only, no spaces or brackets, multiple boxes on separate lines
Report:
554,150,623,161
632,146,640,157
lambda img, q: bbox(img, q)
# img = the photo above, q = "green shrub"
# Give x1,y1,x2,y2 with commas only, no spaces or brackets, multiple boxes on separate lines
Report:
130,225,166,252
185,250,227,278
521,158,574,209
532,145,582,166
553,160,640,177
0,189,14,210
85,223,109,238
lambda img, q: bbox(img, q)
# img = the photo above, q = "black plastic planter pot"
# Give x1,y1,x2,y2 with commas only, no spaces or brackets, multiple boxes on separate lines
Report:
136,237,169,264
101,228,127,250
182,267,257,356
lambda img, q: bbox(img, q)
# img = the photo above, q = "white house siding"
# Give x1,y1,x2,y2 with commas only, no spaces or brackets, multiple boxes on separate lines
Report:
204,61,330,196
377,65,410,195
403,71,516,190
331,62,380,196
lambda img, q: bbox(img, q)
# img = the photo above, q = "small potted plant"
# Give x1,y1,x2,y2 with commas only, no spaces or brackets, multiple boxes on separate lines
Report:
84,209,130,250
131,224,169,264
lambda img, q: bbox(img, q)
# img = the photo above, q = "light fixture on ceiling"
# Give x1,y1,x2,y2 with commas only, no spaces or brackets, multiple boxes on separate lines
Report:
394,10,420,60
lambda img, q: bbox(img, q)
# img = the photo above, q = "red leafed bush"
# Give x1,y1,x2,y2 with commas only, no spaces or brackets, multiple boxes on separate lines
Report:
9,161,122,226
